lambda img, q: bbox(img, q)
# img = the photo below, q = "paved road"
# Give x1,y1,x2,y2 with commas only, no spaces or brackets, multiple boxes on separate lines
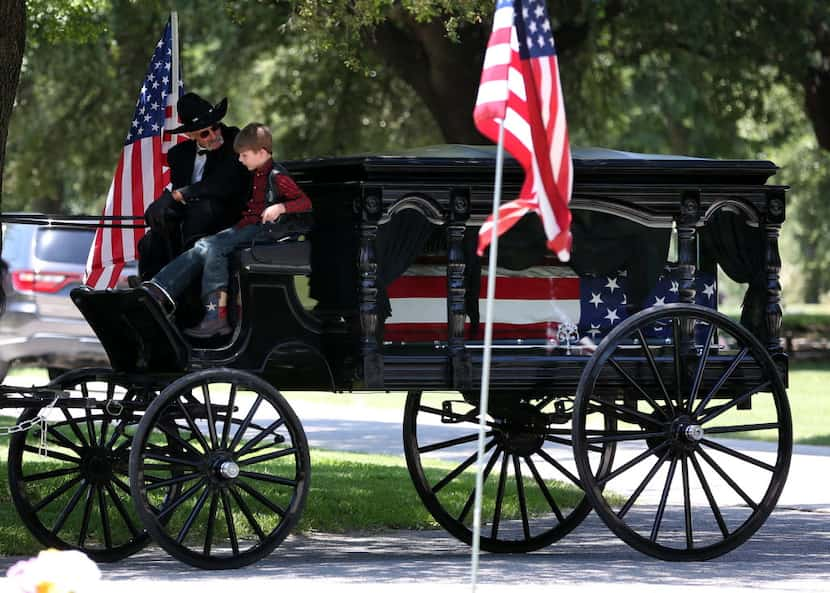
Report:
1,395,829,592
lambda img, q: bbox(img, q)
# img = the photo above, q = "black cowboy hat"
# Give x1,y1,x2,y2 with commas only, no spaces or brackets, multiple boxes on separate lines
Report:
167,92,228,134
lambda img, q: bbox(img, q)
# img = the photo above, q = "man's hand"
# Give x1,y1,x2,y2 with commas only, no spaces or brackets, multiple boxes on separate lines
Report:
262,203,286,223
171,190,185,203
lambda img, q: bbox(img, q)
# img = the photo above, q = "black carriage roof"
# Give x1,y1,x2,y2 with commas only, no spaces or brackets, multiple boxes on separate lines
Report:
284,144,779,186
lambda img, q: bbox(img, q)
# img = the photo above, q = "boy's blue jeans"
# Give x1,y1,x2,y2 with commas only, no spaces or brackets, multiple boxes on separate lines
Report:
151,224,261,301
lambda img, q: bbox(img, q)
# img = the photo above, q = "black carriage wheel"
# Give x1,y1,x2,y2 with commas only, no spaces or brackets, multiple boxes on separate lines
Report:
129,368,310,569
572,303,792,561
7,370,155,562
403,390,615,553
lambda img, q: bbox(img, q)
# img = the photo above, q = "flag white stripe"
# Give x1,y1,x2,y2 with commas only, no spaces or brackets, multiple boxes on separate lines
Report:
388,297,580,325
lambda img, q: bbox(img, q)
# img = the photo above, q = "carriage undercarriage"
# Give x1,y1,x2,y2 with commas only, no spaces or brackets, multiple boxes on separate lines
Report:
0,148,792,568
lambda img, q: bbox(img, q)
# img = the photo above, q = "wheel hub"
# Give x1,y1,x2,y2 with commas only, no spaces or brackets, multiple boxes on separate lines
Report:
492,403,548,456
80,448,116,484
218,460,240,479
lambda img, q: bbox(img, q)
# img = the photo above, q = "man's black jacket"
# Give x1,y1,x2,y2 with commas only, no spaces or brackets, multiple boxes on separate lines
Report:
166,124,250,244
139,124,250,280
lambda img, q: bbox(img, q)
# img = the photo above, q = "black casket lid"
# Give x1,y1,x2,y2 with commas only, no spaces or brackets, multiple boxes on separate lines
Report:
284,144,779,186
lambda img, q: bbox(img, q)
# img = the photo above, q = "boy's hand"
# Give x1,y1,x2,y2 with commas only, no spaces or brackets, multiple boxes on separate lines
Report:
262,203,286,223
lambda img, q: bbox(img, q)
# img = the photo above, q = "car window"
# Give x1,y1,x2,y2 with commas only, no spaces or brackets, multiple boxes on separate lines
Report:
2,223,34,268
35,228,95,264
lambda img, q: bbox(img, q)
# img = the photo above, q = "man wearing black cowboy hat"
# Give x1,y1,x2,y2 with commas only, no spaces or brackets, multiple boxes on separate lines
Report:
138,92,250,282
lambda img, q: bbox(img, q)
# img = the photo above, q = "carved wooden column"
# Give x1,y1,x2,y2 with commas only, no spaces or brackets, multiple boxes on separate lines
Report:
358,188,383,387
447,188,472,389
677,190,700,306
764,188,786,356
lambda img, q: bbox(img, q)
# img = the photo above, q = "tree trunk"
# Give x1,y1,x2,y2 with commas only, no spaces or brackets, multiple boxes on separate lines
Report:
368,13,489,144
0,0,26,210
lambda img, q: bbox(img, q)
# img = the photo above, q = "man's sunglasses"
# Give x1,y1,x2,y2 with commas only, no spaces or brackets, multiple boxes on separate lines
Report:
196,124,220,139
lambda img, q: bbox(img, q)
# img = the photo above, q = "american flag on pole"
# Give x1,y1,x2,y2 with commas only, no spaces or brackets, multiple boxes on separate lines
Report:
85,16,184,288
474,0,573,261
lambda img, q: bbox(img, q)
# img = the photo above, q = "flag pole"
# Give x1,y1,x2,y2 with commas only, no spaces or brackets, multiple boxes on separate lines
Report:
170,11,180,133
470,118,506,592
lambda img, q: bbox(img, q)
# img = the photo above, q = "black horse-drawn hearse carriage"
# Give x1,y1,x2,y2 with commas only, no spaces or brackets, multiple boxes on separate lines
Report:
0,146,791,568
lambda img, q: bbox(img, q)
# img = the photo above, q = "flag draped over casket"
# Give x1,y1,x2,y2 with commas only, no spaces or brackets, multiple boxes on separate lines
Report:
473,0,573,261
85,17,184,288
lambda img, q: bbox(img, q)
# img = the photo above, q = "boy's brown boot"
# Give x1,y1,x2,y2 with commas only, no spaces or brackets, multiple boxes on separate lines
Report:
184,290,231,339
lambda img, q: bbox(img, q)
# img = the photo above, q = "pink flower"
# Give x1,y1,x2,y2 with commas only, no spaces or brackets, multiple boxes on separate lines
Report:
6,550,101,593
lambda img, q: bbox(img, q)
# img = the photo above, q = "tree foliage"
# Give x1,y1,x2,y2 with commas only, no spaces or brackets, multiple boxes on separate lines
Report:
3,0,830,300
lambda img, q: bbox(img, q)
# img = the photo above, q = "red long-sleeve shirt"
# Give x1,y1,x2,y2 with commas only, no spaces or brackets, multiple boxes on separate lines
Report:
236,160,312,229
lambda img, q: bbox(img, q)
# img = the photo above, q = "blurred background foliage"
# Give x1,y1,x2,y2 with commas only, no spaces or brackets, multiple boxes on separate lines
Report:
3,0,830,304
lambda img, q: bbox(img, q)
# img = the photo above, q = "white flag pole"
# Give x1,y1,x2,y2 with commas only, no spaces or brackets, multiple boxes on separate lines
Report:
470,118,506,592
169,11,180,150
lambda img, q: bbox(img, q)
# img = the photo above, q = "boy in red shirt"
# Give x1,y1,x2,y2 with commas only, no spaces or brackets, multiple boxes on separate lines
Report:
142,122,311,338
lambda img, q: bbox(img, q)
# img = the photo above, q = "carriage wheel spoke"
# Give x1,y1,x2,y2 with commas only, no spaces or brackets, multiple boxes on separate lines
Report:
51,479,89,534
490,451,509,539
512,455,531,539
229,395,264,452
77,483,95,547
704,422,780,435
692,347,749,416
23,466,79,483
145,472,202,491
111,475,132,497
419,432,486,454
433,440,496,494
23,444,81,465
156,478,207,520
238,470,296,488
545,434,603,454
238,447,296,467
220,489,240,555
99,383,117,447
203,490,220,556
525,455,564,522
60,407,89,447
609,357,666,417
687,323,715,413
177,400,211,453
104,418,131,451
220,384,238,449
155,422,204,458
700,439,776,472
97,485,113,549
649,456,678,543
45,425,83,453
672,318,685,410
689,451,729,538
698,381,770,424
536,448,582,489
143,451,201,467
457,445,501,524
637,328,675,415
599,441,671,487
176,484,211,544
585,429,666,444
590,397,662,428
681,455,693,549
617,447,672,519
236,479,287,517
33,475,83,512
695,447,758,510
105,482,140,538
236,418,285,457
229,485,267,541
201,383,219,450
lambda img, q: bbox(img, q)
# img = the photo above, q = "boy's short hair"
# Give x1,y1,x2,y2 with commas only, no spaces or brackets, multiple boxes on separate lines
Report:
234,122,273,154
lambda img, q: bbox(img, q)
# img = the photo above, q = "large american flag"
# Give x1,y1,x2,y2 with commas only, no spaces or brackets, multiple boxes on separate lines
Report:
383,264,717,346
474,0,573,261
85,17,184,288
